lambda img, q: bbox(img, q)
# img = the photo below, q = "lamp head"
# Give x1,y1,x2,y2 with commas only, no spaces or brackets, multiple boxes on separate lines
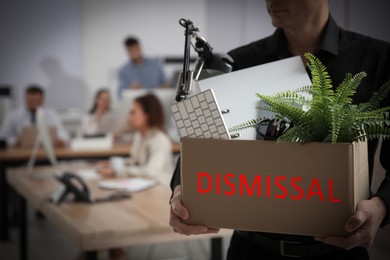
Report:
195,53,234,80
193,34,234,80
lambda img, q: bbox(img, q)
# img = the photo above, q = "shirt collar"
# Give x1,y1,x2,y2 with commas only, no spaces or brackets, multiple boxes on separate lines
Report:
263,15,340,58
24,106,34,114
318,15,339,55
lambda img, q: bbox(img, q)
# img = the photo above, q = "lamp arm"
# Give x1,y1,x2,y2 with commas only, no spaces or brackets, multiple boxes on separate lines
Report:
175,19,198,102
174,18,233,101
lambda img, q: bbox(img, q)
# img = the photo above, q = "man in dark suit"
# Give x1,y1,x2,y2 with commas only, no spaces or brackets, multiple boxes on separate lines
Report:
169,1,390,259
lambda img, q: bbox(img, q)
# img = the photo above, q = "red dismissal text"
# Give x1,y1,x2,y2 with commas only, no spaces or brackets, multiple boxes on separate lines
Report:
197,172,341,203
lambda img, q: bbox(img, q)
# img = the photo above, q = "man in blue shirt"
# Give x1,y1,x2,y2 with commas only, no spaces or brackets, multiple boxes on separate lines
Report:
117,37,167,98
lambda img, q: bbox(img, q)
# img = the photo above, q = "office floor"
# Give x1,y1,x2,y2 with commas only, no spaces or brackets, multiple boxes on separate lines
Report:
0,205,389,260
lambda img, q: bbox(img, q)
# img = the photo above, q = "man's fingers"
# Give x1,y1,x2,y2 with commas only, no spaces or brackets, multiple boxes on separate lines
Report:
171,199,189,220
173,222,219,236
170,211,208,235
315,231,366,250
171,186,189,220
315,236,341,246
315,236,348,249
345,202,370,232
169,185,220,236
207,228,220,234
169,207,219,236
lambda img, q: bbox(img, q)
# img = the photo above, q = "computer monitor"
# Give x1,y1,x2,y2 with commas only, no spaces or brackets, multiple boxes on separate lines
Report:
116,89,179,142
27,107,58,172
115,89,147,131
151,89,179,142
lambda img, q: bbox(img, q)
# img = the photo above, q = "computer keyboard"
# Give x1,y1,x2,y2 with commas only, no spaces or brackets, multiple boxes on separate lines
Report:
171,89,230,139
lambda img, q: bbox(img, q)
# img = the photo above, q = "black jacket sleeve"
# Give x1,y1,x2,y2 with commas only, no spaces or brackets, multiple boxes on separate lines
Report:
374,140,390,225
170,157,181,193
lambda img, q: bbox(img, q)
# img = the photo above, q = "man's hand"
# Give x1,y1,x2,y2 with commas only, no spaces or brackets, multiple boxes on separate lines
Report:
315,197,387,250
169,185,220,236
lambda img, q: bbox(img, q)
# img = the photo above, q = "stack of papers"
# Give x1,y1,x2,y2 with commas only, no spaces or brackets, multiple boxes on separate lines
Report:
76,170,102,180
99,178,157,192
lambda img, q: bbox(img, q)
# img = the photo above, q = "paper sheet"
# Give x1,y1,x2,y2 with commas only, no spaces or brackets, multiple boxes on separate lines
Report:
99,178,157,192
198,56,311,140
76,170,102,180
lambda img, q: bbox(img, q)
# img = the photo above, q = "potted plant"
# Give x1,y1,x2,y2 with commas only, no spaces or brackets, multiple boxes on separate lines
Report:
230,53,390,143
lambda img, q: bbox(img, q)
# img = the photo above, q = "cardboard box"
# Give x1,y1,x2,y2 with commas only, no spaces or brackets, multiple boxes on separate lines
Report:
181,139,369,236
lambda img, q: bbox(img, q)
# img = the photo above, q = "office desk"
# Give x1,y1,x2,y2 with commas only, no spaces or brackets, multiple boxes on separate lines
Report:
7,166,231,260
0,143,181,241
0,143,181,162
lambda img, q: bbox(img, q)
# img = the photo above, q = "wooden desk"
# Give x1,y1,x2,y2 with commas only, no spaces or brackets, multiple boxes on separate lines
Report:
7,166,231,260
0,143,181,241
0,143,181,162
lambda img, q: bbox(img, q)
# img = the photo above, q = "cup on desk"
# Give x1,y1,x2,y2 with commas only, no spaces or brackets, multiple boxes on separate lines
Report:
110,156,125,173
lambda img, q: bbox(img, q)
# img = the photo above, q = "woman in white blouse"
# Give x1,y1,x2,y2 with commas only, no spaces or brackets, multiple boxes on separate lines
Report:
99,93,173,185
82,89,117,135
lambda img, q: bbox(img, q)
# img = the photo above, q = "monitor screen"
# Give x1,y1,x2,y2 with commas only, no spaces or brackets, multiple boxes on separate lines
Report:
36,107,58,167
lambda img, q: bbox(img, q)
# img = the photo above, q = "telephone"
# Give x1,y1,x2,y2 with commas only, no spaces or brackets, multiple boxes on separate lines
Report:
52,172,91,204
51,172,132,204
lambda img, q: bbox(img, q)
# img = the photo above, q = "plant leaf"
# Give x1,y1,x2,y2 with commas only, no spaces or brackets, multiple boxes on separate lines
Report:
229,118,265,132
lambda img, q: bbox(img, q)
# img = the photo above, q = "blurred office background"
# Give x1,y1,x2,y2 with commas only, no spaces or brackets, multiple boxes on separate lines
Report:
1,0,390,259
2,0,390,114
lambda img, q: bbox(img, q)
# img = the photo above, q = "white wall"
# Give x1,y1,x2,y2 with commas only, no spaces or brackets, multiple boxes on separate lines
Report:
0,0,83,110
1,0,390,111
81,0,208,105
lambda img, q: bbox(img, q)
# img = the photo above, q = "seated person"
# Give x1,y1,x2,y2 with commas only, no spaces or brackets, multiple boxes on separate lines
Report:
0,85,69,147
99,93,173,185
117,37,168,98
81,88,117,136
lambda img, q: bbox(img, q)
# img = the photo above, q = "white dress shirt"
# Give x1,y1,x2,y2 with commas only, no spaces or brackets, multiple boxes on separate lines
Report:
0,107,69,146
116,128,174,185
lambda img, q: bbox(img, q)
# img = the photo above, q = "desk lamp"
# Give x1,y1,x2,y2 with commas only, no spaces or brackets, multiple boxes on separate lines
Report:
174,18,234,102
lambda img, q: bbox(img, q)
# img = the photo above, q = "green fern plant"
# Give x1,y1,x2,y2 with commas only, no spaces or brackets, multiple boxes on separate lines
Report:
230,53,390,143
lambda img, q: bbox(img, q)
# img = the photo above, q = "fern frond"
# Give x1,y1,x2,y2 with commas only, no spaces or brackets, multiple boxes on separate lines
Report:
329,104,343,143
276,124,313,143
353,107,390,123
271,90,311,107
357,123,390,141
356,103,370,112
294,85,313,95
256,93,305,123
229,118,264,132
304,53,333,98
365,80,390,111
255,105,279,114
335,72,367,105
305,105,329,140
354,114,387,123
